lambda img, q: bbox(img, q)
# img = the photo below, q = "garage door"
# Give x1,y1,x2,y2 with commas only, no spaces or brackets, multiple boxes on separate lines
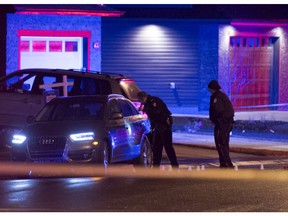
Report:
20,36,84,70
228,36,277,110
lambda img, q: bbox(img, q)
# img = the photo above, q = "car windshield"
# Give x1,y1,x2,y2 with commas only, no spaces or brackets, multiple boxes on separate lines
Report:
35,100,105,121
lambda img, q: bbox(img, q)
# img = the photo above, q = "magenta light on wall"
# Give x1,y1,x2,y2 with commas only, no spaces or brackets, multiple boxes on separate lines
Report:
231,21,288,27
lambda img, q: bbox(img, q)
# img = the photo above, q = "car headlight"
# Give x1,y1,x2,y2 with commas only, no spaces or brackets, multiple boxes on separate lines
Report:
12,135,27,144
69,132,94,142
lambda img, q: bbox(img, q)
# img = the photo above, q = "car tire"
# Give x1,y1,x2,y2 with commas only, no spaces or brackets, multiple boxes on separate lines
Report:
98,141,110,167
134,136,153,168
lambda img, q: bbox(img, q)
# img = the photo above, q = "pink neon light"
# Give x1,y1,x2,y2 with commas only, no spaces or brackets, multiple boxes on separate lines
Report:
231,21,288,27
16,11,123,17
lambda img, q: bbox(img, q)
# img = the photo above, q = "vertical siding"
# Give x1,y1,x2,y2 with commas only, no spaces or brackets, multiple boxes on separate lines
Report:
102,18,200,109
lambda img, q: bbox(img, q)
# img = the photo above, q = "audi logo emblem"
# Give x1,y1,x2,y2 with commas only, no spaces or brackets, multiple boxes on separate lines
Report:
39,138,55,145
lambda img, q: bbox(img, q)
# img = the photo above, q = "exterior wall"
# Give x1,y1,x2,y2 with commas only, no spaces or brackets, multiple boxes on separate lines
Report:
198,24,219,111
277,26,288,107
102,18,219,113
7,13,287,112
219,24,288,110
0,10,7,77
6,14,101,74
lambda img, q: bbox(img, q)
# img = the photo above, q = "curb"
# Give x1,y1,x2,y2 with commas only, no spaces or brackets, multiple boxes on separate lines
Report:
173,142,288,157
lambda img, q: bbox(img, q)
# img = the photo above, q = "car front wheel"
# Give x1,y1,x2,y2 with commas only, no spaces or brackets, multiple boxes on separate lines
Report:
98,141,110,167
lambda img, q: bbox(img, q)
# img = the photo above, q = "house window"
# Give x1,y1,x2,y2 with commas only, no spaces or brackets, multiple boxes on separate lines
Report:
261,38,266,47
49,41,62,52
20,41,30,52
249,38,254,47
230,37,235,47
236,38,241,47
65,41,78,52
32,41,46,52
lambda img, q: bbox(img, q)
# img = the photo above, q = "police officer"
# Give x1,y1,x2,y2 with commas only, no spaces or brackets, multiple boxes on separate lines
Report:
208,80,234,168
137,91,179,169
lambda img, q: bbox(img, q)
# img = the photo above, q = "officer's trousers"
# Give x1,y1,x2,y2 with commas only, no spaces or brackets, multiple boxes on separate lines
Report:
214,123,234,167
153,127,179,168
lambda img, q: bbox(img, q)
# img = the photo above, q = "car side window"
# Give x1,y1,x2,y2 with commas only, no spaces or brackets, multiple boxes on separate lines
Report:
67,77,112,96
35,74,71,96
107,99,122,118
118,99,138,117
82,78,112,95
0,73,36,93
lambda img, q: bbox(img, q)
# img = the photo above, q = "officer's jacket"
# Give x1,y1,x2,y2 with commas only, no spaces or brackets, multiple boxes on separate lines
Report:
209,90,234,127
142,95,172,129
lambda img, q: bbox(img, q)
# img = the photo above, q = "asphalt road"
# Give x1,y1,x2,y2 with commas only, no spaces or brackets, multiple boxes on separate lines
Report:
1,168,288,212
0,146,288,212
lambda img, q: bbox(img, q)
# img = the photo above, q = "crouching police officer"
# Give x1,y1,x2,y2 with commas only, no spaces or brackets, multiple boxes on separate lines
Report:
208,80,234,168
137,91,179,169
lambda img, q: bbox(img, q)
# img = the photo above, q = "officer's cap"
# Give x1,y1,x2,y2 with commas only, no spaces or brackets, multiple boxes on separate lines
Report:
208,80,221,90
137,91,148,99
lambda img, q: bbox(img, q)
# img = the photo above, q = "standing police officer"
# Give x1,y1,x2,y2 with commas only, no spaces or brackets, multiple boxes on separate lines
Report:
137,91,179,169
208,80,234,168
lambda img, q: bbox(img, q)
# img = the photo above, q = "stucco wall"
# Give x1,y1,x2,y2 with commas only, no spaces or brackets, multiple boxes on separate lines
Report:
277,26,288,106
6,14,101,74
198,24,219,111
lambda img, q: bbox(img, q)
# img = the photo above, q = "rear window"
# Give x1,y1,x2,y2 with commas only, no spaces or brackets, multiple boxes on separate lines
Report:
119,79,140,102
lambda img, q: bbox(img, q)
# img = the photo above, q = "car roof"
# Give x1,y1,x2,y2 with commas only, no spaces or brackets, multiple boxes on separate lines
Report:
1,68,135,82
49,94,127,103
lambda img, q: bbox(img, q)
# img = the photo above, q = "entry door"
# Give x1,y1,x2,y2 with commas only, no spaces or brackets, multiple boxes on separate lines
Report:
20,36,84,70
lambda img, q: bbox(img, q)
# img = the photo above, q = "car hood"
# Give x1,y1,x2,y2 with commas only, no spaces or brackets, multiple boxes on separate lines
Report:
22,120,105,137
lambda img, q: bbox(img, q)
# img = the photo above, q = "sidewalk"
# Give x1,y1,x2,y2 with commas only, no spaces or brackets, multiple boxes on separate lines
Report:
173,132,288,156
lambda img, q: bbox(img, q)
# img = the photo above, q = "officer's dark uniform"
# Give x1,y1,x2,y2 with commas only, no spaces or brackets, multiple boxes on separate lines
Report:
208,80,234,168
141,93,179,168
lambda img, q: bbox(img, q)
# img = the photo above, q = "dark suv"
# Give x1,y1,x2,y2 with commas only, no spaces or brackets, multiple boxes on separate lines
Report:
0,68,141,149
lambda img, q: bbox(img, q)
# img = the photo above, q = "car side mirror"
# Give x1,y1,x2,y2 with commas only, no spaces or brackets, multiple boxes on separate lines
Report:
110,112,123,120
26,115,35,124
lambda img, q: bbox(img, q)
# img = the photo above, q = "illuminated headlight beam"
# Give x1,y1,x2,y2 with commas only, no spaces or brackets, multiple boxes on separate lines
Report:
69,132,94,142
12,135,27,144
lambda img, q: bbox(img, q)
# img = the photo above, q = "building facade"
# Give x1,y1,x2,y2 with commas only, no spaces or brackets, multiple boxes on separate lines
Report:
4,5,288,113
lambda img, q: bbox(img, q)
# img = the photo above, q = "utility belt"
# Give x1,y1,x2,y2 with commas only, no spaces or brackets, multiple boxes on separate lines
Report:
217,116,234,126
152,116,173,130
